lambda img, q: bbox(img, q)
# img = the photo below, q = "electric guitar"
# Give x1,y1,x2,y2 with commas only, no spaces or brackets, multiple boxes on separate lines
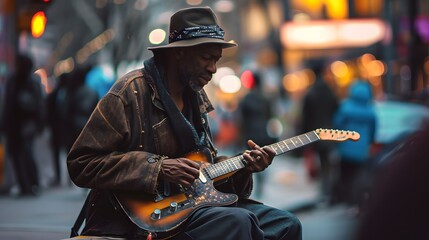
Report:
113,128,360,239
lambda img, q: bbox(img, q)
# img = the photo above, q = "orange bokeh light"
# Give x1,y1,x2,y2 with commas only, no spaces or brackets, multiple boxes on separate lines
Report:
31,11,47,38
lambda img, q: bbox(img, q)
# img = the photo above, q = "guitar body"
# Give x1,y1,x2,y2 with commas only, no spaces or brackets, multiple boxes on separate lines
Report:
113,149,239,239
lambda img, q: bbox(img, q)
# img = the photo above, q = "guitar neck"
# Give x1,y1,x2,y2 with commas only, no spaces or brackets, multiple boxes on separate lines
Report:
204,130,320,180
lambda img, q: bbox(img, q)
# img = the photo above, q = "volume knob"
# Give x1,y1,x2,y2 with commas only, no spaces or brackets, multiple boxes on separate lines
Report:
169,202,178,212
152,208,161,220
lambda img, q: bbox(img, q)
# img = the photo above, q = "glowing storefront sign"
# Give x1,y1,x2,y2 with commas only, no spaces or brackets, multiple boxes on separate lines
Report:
280,19,387,49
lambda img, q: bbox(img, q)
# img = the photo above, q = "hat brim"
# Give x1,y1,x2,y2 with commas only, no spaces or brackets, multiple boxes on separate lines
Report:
148,37,237,50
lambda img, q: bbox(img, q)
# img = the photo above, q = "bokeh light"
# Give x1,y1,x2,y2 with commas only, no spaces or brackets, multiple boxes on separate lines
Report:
149,29,166,45
219,75,241,93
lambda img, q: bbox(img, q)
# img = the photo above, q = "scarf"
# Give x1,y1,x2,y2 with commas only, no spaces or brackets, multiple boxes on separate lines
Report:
143,58,204,156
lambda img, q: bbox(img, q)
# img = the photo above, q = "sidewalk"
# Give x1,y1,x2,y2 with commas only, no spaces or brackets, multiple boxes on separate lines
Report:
0,186,86,240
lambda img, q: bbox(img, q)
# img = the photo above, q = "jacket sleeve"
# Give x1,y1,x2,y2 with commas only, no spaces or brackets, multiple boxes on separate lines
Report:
67,93,163,194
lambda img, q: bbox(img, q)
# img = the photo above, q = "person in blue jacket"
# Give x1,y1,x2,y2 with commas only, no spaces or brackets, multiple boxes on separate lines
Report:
332,80,377,209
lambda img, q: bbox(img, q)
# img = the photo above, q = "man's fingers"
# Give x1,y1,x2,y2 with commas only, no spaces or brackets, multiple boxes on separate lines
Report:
161,158,200,186
180,159,201,176
247,139,257,149
177,172,198,187
180,158,201,169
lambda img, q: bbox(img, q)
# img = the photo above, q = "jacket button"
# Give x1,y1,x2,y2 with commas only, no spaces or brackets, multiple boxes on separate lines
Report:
147,157,155,163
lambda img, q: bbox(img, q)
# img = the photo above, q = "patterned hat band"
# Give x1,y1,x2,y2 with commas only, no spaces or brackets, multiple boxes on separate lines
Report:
169,25,225,43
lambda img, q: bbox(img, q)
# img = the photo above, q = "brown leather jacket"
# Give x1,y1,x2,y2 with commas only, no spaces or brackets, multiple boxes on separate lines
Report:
67,60,252,238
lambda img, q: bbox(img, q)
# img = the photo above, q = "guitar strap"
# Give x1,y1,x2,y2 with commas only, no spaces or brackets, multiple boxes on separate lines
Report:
70,190,91,238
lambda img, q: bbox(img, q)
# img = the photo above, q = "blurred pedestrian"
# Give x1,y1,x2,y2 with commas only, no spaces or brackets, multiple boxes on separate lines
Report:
46,72,71,186
85,65,116,100
65,67,99,152
1,54,44,196
46,67,98,186
238,71,277,198
300,62,339,202
332,80,377,210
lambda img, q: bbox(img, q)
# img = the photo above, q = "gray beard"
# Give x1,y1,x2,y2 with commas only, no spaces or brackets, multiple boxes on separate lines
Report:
189,80,203,92
181,71,203,92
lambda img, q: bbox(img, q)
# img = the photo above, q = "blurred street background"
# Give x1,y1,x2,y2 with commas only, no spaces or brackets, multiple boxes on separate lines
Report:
1,0,429,239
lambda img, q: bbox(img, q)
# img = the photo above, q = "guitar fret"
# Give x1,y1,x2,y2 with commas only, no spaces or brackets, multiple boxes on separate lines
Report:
310,131,320,141
231,159,239,170
222,162,226,173
220,162,226,175
216,164,222,176
287,140,295,149
227,160,234,172
291,139,297,147
203,168,209,179
234,161,243,169
230,157,238,170
205,166,213,179
279,141,289,152
272,143,280,155
237,156,246,168
224,160,230,172
305,133,311,141
216,166,221,177
297,136,304,145
299,135,310,145
276,142,283,154
232,159,238,169
210,165,216,179
217,163,223,176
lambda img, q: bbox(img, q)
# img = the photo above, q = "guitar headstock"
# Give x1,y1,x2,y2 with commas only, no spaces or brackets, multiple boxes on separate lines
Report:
315,128,360,142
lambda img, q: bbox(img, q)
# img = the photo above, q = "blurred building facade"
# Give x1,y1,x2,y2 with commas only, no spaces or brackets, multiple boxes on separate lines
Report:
1,0,428,97
1,0,429,185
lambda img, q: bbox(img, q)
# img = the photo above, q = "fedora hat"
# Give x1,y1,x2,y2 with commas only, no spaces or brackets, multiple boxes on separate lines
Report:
148,7,237,50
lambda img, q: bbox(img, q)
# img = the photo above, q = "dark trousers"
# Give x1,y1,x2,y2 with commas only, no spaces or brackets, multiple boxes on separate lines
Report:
333,160,365,206
171,199,302,240
9,134,39,195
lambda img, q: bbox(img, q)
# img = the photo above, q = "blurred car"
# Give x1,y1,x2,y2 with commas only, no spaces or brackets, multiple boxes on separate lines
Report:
374,100,429,145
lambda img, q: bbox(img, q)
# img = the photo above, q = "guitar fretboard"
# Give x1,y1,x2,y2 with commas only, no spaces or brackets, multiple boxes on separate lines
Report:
204,131,320,180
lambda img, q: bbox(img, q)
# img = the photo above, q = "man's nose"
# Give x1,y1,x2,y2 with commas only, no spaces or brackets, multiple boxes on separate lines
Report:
207,61,217,74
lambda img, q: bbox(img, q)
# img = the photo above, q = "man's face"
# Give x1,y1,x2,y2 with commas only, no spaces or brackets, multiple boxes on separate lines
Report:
178,44,222,92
